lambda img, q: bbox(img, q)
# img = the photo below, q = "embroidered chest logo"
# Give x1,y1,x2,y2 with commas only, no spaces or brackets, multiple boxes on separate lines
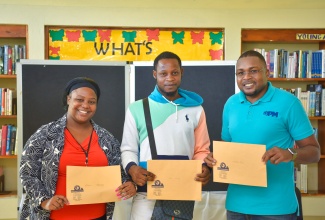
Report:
263,111,278,118
185,114,189,122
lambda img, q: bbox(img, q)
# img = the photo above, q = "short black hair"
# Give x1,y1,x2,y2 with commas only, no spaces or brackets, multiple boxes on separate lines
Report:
238,50,267,68
62,77,100,111
153,51,182,71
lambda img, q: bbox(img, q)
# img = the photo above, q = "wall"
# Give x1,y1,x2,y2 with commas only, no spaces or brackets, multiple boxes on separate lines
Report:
1,0,325,60
1,1,325,219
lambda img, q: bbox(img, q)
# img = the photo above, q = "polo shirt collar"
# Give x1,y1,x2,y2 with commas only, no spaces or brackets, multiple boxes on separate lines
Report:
239,81,275,104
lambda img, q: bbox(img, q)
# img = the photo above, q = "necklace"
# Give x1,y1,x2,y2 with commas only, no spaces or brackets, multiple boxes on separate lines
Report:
66,128,93,166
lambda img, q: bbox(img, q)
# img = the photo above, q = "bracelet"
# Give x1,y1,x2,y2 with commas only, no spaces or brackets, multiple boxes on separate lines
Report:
125,180,138,191
131,181,138,191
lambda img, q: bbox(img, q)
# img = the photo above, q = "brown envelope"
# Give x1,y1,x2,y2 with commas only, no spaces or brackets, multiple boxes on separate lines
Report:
66,166,121,205
147,160,202,201
213,141,267,187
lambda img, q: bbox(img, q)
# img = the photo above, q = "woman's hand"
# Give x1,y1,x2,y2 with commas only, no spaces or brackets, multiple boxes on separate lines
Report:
116,181,137,200
41,195,69,211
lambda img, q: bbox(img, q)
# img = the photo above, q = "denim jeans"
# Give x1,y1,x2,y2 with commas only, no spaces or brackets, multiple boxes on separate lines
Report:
227,210,297,220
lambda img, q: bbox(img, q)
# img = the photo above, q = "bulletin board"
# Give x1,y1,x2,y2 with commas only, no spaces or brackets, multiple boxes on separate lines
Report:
17,60,129,145
45,26,224,61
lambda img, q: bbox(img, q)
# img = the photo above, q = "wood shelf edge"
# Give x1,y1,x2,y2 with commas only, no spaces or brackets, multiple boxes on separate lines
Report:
0,25,27,38
0,155,17,159
0,75,16,79
301,190,325,197
268,78,325,82
0,190,17,198
0,115,17,119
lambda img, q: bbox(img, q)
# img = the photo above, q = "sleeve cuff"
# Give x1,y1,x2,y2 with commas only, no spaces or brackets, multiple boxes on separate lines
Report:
202,162,212,172
125,162,137,175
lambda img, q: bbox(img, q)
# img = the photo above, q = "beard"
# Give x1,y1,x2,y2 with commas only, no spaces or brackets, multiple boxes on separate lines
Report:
243,83,267,97
164,90,177,97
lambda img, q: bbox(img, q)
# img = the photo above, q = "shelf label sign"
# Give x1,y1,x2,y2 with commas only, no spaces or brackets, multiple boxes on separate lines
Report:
47,28,224,61
296,33,325,40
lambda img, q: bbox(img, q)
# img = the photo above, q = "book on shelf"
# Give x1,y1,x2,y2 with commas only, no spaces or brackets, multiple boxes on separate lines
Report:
14,128,18,155
0,125,17,156
0,128,1,155
9,126,16,155
314,84,323,117
269,49,279,78
287,84,324,117
0,88,17,115
3,45,9,75
253,48,325,79
322,88,325,116
294,167,301,190
7,46,12,75
0,47,3,74
5,125,12,155
1,88,6,115
1,125,7,156
306,84,316,117
314,49,325,78
0,44,26,75
306,50,313,78
299,164,308,193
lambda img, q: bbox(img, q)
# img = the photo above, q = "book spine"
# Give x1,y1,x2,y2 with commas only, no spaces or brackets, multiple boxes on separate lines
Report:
321,50,325,78
1,125,7,156
1,88,5,116
6,124,12,155
10,126,16,155
315,84,322,116
300,164,308,193
3,45,8,75
0,46,3,74
322,88,325,116
7,46,12,75
14,128,18,155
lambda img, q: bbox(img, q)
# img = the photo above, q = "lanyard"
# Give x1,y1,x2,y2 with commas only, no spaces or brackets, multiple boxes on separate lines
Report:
66,128,93,166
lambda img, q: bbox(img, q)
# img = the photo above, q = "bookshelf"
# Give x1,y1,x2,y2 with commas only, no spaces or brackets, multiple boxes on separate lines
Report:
0,24,28,219
241,28,325,216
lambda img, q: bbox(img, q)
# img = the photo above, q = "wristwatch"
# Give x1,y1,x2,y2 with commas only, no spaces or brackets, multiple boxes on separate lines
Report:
287,148,298,161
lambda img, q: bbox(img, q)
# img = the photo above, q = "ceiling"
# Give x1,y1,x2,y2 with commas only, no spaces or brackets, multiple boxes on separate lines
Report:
3,0,325,9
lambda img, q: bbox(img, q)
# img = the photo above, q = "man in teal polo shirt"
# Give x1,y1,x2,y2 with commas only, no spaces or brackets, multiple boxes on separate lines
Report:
205,50,320,220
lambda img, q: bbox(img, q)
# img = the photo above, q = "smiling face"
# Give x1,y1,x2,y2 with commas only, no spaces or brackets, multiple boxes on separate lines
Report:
153,58,183,101
236,56,270,103
66,87,97,125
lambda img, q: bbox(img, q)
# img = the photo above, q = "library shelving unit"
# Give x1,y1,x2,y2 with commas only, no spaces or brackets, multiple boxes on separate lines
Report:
242,28,325,216
0,24,28,219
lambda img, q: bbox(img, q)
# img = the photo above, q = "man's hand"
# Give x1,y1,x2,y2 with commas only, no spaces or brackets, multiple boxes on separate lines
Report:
128,165,155,186
262,147,292,164
204,152,216,168
195,164,211,185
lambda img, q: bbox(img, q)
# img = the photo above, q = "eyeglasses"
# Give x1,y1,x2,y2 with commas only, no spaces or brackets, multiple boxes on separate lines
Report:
235,69,263,78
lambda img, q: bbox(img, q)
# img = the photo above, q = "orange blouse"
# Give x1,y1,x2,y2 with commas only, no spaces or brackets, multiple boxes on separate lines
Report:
50,129,108,220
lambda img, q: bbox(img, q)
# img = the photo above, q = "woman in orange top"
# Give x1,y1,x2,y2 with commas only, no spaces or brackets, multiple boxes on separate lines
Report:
20,77,136,220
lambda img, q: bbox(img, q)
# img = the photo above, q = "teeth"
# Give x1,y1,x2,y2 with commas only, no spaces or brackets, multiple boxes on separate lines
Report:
245,83,253,87
79,110,87,114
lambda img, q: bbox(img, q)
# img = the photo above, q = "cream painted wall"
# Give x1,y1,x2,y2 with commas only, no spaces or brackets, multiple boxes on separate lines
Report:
1,1,325,60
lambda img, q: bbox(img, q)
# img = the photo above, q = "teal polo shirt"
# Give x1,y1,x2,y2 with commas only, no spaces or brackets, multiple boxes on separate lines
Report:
221,82,313,215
